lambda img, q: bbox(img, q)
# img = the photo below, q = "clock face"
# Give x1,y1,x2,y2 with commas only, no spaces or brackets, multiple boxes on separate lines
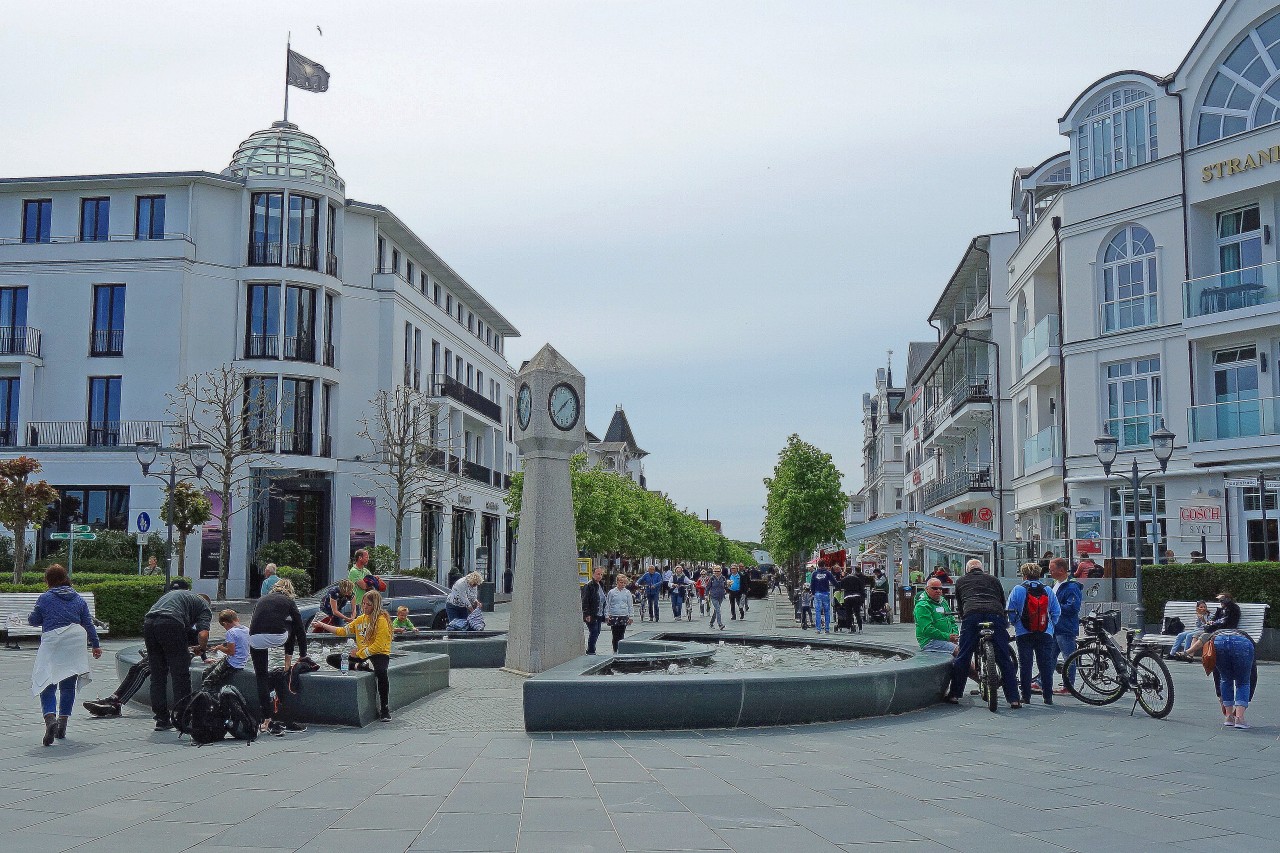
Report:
516,384,532,430
548,382,580,431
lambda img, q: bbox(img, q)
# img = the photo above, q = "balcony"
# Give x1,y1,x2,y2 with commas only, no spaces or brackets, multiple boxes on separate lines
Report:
326,252,339,277
1019,315,1059,374
244,334,280,359
464,460,493,485
923,466,992,509
1021,425,1062,473
286,244,318,271
283,335,316,362
431,374,503,423
1189,396,1280,443
1184,261,1280,321
0,424,17,446
248,240,282,266
948,374,991,414
26,420,172,448
280,429,313,455
323,342,336,367
89,328,124,357
0,325,41,358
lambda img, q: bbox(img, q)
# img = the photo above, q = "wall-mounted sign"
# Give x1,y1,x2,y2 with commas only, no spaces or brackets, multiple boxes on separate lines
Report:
1075,510,1103,554
977,507,993,523
1179,506,1221,522
1201,145,1280,182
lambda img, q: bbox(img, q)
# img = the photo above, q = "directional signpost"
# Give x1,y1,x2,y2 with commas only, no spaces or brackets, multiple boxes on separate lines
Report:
49,524,96,578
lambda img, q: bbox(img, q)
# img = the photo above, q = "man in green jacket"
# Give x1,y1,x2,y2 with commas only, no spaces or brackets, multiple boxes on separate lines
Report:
914,579,958,653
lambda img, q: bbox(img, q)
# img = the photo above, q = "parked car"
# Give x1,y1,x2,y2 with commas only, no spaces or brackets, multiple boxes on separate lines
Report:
294,574,451,631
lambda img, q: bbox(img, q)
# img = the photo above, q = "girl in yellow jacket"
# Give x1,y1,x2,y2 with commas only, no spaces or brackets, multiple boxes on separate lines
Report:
313,590,394,721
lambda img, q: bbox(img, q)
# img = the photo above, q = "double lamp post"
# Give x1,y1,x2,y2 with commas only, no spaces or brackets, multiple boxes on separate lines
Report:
135,439,209,587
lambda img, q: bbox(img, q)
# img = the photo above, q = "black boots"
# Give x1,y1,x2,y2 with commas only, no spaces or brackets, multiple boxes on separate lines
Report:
42,713,57,747
56,716,68,739
84,697,122,717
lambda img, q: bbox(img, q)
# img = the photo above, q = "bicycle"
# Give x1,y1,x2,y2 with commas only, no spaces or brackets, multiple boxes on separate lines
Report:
971,611,1019,713
1063,608,1174,719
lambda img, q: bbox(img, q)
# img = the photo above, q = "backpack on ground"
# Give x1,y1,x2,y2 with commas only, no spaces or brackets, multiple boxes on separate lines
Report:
217,685,259,743
174,690,228,745
1021,581,1051,633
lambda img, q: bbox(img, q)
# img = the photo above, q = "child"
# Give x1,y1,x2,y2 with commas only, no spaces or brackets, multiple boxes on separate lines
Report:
391,606,417,636
695,576,707,614
198,609,250,694
799,585,814,630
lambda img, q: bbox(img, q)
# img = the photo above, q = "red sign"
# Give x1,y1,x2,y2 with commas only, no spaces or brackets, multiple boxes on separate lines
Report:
977,507,993,523
1077,539,1102,554
1180,506,1221,522
912,469,922,486
957,510,974,525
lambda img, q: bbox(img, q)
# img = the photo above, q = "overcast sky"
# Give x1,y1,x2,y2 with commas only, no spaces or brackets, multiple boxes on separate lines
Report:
1,1,1218,540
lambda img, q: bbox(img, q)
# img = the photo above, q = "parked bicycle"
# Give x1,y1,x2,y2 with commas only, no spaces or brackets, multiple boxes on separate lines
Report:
971,610,1019,713
1063,608,1174,719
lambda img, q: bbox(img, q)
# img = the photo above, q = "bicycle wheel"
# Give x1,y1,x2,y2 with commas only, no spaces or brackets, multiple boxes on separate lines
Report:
1132,650,1175,719
1064,648,1125,706
983,642,1000,712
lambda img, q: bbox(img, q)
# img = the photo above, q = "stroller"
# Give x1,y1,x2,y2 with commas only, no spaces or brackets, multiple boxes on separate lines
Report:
867,590,892,624
834,595,860,633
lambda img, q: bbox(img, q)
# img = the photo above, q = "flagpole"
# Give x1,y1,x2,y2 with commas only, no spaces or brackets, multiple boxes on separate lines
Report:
283,32,291,123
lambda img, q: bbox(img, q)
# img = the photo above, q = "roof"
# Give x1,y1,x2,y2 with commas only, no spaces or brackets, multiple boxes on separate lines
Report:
585,430,601,444
905,341,938,386
224,121,343,192
603,407,647,457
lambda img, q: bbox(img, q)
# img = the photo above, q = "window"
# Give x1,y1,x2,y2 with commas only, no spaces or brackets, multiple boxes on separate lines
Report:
91,284,125,356
323,293,336,366
22,199,51,244
1101,225,1157,332
280,378,313,454
476,370,484,395
433,283,441,306
507,396,514,441
467,311,474,333
87,377,122,446
1076,88,1157,182
456,355,463,381
287,194,319,269
245,283,280,358
1108,484,1166,560
413,328,422,391
321,384,333,455
494,334,502,353
445,293,453,314
407,261,415,287
377,236,386,270
326,203,338,275
420,271,428,295
249,192,283,265
135,196,165,240
1217,205,1262,278
0,286,28,343
1105,357,1162,448
0,377,18,446
47,486,129,534
443,348,452,382
894,488,904,511
404,323,413,387
243,376,278,450
431,340,440,378
80,198,109,242
477,320,484,341
391,248,400,276
466,363,473,388
1197,13,1280,143
1211,345,1260,439
457,303,463,323
284,285,316,361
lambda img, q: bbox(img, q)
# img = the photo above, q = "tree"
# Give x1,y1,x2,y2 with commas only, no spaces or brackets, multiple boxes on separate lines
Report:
0,456,58,583
761,434,846,590
357,385,460,567
161,481,213,578
168,365,274,599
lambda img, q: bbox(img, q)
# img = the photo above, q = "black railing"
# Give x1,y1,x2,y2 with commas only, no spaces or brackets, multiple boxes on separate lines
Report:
447,455,461,474
244,334,280,359
241,427,276,453
0,325,41,357
320,434,333,458
921,412,936,439
431,374,503,422
248,240,282,266
26,420,172,448
283,335,316,362
89,328,124,357
280,429,313,455
323,342,335,367
326,252,339,277
287,244,318,270
948,374,991,414
0,425,16,446
922,466,993,509
464,460,492,484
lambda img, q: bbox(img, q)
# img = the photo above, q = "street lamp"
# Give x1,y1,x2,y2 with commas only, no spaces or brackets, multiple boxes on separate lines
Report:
136,439,210,586
1094,419,1175,628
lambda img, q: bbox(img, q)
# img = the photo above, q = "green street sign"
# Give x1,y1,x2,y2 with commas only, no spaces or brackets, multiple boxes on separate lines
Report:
50,532,96,541
71,524,91,533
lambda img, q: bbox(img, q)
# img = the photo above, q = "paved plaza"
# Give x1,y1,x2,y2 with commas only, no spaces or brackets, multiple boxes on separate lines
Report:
1,594,1276,853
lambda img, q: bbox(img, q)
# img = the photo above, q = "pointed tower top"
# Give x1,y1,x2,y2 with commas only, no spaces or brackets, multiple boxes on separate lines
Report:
520,343,584,379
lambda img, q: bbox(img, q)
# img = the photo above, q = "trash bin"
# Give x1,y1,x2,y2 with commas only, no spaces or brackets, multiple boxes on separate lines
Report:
898,588,916,623
479,581,496,612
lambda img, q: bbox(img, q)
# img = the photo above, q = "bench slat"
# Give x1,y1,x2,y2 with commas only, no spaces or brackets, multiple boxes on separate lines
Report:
1,591,108,641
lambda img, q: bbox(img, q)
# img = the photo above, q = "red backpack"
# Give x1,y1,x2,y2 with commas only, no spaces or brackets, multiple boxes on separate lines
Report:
1021,581,1050,633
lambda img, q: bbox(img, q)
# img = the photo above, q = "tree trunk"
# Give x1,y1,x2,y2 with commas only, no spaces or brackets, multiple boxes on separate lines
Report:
217,478,232,600
11,518,25,584
176,530,187,577
393,512,404,569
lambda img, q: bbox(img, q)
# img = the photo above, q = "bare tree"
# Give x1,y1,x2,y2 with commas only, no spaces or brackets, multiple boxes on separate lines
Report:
0,456,58,583
357,385,460,566
168,365,274,599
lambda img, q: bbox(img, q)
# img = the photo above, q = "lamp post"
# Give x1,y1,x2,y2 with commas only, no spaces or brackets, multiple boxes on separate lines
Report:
136,439,210,587
953,321,1006,544
1093,419,1175,629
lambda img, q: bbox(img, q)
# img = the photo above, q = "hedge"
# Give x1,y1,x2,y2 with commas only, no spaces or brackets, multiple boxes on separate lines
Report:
1142,563,1280,629
276,566,313,597
0,576,168,637
33,558,144,575
19,571,164,586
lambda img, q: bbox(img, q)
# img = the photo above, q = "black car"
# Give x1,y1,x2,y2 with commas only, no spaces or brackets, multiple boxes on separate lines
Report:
295,574,451,630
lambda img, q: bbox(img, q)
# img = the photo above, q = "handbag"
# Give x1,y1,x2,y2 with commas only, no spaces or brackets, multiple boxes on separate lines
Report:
1162,616,1185,636
1200,636,1217,675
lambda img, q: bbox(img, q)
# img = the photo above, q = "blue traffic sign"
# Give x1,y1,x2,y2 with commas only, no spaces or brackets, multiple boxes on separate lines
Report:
136,512,151,533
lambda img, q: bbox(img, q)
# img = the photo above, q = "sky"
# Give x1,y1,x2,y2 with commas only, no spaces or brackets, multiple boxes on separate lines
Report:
0,1,1220,540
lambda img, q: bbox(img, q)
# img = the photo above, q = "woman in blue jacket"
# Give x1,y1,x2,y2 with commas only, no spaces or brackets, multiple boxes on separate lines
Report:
28,564,102,746
1006,564,1060,705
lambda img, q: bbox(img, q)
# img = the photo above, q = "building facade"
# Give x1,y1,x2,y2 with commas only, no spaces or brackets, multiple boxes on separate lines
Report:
856,363,906,522
0,120,520,596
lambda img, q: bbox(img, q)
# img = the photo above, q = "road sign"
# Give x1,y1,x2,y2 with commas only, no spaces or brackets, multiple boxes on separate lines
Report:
50,532,96,541
1224,477,1280,490
71,524,91,534
136,512,151,533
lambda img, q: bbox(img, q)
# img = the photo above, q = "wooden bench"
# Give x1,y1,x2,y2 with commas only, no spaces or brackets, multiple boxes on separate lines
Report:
1141,600,1268,648
1,592,110,649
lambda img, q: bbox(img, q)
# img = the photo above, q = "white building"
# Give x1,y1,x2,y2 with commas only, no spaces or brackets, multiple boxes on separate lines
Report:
856,362,906,522
0,120,520,596
585,406,648,488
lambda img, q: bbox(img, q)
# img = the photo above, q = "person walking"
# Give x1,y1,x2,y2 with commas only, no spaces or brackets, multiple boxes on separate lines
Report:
1007,563,1060,705
669,565,692,620
638,565,663,622
28,565,102,745
1047,557,1082,696
947,559,1019,708
604,573,634,652
706,566,728,630
247,579,308,735
727,567,742,620
810,563,834,633
142,579,211,731
581,566,607,655
260,563,280,597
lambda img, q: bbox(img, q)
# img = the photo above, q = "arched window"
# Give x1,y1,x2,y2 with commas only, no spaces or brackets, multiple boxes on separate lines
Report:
1197,13,1280,143
1077,89,1158,182
1101,226,1158,333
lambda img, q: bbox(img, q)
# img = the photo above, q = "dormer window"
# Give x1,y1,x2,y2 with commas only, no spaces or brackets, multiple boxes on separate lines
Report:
1197,13,1280,144
1076,88,1157,182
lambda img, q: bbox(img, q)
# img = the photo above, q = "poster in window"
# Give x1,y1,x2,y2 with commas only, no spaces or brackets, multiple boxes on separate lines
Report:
200,492,224,580
1075,510,1102,554
349,496,376,558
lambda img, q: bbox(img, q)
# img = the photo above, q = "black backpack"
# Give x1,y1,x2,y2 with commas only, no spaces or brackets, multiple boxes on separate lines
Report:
218,686,259,743
174,685,258,746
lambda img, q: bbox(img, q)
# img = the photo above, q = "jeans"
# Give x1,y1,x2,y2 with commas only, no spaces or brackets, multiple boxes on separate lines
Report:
921,639,956,654
1214,633,1256,708
800,607,812,629
1171,629,1201,654
610,620,628,652
585,617,603,654
709,597,724,628
950,612,1019,702
813,592,832,631
143,616,192,723
445,602,470,623
1054,632,1078,686
646,593,660,621
671,591,685,619
40,674,78,716
1016,632,1056,702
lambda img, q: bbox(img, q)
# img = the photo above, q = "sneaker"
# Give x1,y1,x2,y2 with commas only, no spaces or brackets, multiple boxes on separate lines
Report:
379,709,393,722
1233,722,1251,730
267,721,286,737
1224,719,1236,726
282,721,307,732
1052,687,1071,696
154,719,174,732
84,698,121,717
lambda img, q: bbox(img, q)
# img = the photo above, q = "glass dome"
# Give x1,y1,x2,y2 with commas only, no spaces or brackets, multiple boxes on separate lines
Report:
224,121,344,191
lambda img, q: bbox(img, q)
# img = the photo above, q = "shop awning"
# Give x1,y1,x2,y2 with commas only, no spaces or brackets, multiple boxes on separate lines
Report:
844,512,1000,554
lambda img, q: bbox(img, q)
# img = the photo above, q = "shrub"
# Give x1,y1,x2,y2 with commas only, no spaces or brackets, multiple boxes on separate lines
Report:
275,565,313,598
32,558,143,575
257,539,313,571
42,530,166,564
1142,563,1280,629
0,575,168,637
368,545,399,575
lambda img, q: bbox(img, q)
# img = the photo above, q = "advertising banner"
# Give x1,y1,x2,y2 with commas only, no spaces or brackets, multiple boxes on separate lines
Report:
1074,510,1103,554
349,497,376,558
199,492,223,580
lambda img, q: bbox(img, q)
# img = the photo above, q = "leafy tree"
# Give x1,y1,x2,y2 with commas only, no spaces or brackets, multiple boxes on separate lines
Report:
161,481,212,577
0,457,58,583
256,539,313,572
761,434,845,589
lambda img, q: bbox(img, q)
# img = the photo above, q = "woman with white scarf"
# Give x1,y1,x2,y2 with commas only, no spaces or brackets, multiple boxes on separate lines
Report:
29,564,101,746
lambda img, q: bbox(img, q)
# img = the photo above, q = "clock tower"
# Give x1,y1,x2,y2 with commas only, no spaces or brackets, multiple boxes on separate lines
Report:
503,343,586,675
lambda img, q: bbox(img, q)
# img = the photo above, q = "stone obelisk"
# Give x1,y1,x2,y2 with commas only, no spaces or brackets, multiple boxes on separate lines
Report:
503,344,586,675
